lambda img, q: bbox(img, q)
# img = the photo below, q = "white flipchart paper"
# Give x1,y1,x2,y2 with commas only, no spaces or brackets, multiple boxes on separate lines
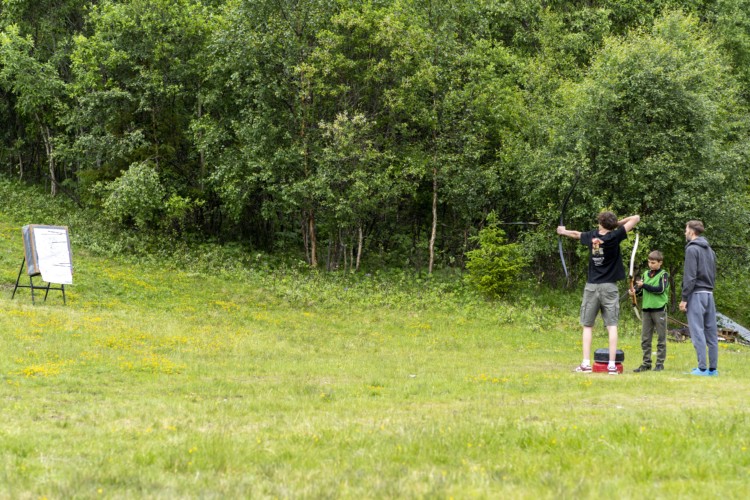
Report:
33,227,73,285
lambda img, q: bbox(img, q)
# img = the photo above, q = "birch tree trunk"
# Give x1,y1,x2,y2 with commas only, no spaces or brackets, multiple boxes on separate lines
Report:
41,124,57,196
428,165,437,274
308,210,318,267
356,225,363,272
302,213,310,264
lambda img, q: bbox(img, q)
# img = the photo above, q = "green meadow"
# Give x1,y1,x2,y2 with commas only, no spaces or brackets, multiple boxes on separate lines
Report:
1,192,749,498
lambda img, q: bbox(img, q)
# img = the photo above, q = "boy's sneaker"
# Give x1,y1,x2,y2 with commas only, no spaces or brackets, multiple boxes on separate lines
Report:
608,365,619,375
707,369,719,377
633,365,651,373
690,368,709,376
653,364,664,372
574,364,592,373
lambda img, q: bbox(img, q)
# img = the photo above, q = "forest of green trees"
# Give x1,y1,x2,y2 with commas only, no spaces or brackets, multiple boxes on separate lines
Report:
1,0,749,279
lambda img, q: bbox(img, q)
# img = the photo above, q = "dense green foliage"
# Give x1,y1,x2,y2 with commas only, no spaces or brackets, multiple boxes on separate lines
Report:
1,0,749,279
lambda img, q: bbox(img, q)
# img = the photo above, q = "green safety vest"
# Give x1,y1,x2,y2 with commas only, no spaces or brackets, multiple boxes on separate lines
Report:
641,269,670,310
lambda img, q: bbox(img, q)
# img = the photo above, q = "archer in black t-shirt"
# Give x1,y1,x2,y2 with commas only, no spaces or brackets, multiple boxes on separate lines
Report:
557,211,640,374
579,225,627,284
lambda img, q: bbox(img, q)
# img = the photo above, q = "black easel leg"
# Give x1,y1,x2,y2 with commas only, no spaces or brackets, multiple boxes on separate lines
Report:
11,258,25,300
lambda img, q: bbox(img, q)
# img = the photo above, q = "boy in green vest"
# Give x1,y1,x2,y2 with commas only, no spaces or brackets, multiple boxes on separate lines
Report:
631,250,670,372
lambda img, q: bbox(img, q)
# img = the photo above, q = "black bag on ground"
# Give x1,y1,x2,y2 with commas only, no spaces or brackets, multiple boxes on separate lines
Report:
594,348,625,363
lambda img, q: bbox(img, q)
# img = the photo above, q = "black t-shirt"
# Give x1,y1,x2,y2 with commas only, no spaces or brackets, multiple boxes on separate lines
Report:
579,226,627,284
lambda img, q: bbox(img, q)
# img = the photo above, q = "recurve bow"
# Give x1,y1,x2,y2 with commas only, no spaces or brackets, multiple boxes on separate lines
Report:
558,173,580,283
628,231,641,321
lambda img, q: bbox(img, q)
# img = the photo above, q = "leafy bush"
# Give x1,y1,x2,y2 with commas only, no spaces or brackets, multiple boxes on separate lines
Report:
464,212,529,298
101,162,165,229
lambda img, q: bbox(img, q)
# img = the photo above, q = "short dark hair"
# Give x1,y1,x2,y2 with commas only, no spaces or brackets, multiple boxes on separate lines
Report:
687,220,705,235
598,211,618,230
648,250,663,262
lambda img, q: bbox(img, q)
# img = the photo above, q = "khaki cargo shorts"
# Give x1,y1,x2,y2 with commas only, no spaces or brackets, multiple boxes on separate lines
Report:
580,282,620,327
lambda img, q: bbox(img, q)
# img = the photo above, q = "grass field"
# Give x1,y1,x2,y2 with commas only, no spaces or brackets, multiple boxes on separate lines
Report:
1,205,750,498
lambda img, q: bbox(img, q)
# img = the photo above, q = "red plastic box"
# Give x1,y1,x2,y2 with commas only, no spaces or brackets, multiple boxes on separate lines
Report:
592,362,623,373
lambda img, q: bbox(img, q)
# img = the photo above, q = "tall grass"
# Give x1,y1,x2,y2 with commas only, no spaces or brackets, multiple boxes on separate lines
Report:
1,177,749,498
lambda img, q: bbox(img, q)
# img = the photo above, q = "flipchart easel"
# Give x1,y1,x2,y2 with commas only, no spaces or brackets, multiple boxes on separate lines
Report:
12,225,73,304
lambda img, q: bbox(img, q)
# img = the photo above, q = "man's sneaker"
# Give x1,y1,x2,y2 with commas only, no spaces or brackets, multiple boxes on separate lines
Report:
574,364,592,373
690,368,710,376
654,364,664,372
707,369,719,377
633,365,651,373
608,365,619,375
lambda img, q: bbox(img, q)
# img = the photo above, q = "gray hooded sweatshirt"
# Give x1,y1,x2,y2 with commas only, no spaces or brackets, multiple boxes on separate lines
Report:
681,236,716,301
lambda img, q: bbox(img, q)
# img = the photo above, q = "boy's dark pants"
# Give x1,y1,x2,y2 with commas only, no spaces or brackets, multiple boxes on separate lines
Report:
641,309,667,367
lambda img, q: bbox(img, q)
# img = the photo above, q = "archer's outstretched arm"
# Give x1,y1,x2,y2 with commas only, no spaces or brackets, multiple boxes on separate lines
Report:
557,226,581,239
618,215,640,233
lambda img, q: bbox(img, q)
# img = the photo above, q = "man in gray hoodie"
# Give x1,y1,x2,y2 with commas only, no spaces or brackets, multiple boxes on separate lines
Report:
679,220,718,376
